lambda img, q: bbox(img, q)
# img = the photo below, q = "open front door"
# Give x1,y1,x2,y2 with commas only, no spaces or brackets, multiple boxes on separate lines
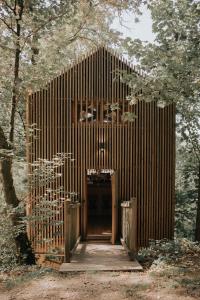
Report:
111,172,118,244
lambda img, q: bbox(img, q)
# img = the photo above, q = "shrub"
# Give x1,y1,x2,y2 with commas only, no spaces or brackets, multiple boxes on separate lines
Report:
138,238,200,270
0,201,18,271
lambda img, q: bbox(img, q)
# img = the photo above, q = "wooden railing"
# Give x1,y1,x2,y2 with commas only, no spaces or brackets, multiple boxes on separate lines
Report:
121,198,137,259
64,199,81,262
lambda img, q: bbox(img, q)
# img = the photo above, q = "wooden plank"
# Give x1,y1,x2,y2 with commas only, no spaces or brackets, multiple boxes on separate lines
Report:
111,172,118,244
64,200,71,262
60,243,143,272
120,238,135,261
129,198,137,254
70,236,81,257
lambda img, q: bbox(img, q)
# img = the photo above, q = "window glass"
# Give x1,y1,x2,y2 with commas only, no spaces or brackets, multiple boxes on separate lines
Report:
79,105,97,122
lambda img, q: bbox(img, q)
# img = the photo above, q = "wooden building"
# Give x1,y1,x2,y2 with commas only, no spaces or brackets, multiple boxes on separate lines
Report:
27,47,175,258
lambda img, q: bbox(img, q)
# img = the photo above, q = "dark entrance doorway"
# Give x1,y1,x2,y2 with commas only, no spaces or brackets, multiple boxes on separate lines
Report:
87,172,112,239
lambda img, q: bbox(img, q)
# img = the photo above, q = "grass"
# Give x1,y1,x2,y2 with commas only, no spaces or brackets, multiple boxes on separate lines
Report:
123,282,152,299
1,265,56,290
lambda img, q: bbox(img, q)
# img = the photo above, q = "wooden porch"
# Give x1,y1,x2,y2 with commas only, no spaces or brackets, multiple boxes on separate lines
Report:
60,198,141,272
60,242,142,272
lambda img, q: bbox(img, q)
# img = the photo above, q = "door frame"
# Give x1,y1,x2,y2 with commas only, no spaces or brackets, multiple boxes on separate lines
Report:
82,169,118,243
111,171,118,244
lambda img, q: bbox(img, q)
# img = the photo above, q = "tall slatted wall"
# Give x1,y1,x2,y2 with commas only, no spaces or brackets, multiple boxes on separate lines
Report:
27,47,175,253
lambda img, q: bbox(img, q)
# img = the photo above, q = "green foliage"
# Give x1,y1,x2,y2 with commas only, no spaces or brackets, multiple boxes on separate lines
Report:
123,0,200,239
0,202,17,271
139,238,200,295
121,111,137,122
0,199,27,271
0,159,30,268
124,0,200,109
27,153,77,252
123,0,200,151
3,265,55,289
138,238,200,269
175,139,198,239
176,190,197,239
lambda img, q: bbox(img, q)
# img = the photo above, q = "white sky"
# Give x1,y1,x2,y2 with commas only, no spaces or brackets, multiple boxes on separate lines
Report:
112,6,155,42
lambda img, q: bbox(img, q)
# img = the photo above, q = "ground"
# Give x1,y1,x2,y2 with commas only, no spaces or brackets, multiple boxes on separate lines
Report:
1,240,200,300
0,267,200,300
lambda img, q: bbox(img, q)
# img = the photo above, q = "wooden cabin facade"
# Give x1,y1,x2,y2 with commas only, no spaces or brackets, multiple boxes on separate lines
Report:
27,47,175,257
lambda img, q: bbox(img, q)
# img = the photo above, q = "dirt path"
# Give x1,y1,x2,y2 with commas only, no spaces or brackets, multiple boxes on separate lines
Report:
0,271,198,300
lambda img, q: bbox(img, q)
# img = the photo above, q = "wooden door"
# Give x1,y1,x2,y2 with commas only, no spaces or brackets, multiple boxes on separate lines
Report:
111,172,118,244
82,172,88,239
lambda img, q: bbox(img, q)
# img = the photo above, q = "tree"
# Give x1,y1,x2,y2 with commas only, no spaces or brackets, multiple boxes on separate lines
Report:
0,0,82,264
123,0,200,240
175,137,198,239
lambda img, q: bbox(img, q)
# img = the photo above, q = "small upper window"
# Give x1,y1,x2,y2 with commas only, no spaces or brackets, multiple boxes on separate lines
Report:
103,104,117,123
79,105,97,122
76,102,130,123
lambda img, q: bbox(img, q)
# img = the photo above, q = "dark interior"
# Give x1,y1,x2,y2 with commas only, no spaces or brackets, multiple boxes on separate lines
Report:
87,173,112,237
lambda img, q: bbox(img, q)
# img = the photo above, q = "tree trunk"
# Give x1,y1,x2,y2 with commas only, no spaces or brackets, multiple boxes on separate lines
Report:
195,163,200,241
0,126,35,264
9,1,24,143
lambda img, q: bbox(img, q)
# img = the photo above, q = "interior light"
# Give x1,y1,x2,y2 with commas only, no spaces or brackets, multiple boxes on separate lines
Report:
99,142,105,152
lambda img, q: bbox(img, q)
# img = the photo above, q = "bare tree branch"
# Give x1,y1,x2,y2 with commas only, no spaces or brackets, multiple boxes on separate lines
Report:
20,5,93,52
17,109,26,133
0,16,17,34
14,0,17,14
4,0,15,13
71,35,99,47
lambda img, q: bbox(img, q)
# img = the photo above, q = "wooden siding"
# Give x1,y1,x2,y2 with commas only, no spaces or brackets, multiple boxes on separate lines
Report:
27,47,175,253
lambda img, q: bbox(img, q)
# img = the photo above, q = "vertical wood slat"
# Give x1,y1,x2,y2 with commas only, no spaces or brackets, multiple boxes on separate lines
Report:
64,200,71,262
27,46,176,253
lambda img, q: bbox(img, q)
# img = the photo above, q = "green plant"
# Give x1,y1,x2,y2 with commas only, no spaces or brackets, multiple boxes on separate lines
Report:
27,153,77,254
138,238,200,269
0,202,18,271
4,265,55,290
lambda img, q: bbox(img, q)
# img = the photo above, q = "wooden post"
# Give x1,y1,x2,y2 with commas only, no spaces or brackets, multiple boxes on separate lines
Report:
129,197,137,255
64,199,71,263
121,198,137,260
25,90,32,240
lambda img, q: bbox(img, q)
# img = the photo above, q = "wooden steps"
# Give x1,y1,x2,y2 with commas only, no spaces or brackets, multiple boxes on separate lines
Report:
59,243,143,273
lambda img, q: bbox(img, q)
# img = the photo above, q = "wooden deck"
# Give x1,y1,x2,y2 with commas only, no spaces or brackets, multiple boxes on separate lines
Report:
59,242,143,272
